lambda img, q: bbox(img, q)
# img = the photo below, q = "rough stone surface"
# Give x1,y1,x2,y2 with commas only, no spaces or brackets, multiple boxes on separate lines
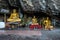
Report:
0,28,60,40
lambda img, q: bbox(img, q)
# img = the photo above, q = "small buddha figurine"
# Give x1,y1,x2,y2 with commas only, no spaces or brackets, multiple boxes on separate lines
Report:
7,9,21,22
32,16,38,25
43,17,53,30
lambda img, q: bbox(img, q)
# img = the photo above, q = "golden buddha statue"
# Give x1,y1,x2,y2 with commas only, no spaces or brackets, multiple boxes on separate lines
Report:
7,9,21,22
43,17,53,30
32,16,38,25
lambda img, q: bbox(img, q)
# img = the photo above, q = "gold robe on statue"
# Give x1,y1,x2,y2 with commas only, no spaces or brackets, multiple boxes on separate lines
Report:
7,9,21,22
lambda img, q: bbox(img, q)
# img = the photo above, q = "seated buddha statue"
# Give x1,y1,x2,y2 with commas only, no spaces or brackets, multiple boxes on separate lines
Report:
43,17,53,30
7,9,21,22
32,16,38,25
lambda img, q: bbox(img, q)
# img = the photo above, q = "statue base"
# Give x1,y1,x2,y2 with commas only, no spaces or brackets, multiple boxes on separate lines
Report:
30,23,42,29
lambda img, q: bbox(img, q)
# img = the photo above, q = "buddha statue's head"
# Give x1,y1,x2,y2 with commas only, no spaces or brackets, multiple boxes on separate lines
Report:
13,9,16,13
33,16,36,18
47,17,49,20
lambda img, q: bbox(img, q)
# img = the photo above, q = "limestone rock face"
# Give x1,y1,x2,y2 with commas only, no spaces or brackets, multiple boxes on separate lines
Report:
0,0,60,15
20,0,60,15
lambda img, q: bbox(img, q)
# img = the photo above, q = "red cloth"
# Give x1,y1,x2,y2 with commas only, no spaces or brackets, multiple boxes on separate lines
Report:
30,24,42,29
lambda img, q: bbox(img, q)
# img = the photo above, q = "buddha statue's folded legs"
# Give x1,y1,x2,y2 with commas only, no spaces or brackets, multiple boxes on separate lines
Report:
7,19,13,22
7,18,21,22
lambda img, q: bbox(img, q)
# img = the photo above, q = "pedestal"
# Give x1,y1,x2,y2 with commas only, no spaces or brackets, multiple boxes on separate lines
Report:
30,24,42,29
